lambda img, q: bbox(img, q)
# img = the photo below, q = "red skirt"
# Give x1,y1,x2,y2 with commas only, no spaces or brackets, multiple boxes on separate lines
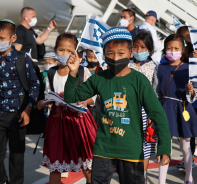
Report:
42,105,97,173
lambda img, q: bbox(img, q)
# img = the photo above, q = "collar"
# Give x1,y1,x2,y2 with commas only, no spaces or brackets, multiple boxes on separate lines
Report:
1,46,17,62
143,22,153,28
134,58,150,66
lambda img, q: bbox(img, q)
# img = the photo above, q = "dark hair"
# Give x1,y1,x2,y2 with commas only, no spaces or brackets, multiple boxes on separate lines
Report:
104,39,132,53
0,22,15,37
86,49,94,55
122,9,135,19
54,32,78,50
21,7,35,16
133,32,154,56
162,34,185,55
177,26,189,35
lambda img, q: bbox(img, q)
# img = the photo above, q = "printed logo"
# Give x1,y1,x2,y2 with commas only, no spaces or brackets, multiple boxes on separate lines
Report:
121,118,130,124
104,91,127,112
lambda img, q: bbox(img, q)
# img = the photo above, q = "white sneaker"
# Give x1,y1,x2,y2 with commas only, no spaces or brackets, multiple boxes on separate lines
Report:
61,172,69,178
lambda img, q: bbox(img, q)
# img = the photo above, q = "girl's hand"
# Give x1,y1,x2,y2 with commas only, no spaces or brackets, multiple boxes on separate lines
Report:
77,101,88,108
37,100,44,110
67,52,80,77
193,50,197,58
185,82,195,96
147,118,152,126
157,154,170,166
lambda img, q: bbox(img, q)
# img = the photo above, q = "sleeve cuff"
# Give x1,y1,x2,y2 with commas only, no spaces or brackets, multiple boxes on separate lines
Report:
68,72,79,82
186,90,197,103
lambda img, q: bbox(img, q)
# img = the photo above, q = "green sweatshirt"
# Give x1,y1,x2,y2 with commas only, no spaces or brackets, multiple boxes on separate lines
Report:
64,69,171,161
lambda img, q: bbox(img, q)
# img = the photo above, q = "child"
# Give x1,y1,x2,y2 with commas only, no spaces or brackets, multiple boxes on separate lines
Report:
64,27,171,184
152,34,197,184
128,32,156,183
176,26,197,172
86,49,102,75
42,52,57,85
85,49,102,124
0,19,39,184
37,33,97,184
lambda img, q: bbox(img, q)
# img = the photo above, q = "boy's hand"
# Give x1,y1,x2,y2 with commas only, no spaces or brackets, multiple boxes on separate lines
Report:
157,154,170,166
185,82,195,97
77,101,88,108
37,100,44,110
193,50,197,58
19,105,32,127
67,52,80,77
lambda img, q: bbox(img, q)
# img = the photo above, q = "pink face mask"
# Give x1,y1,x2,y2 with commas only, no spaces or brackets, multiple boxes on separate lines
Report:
165,51,182,62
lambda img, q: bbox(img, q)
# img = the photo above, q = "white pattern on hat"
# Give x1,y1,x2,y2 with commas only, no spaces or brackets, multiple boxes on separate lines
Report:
44,52,57,60
102,27,132,48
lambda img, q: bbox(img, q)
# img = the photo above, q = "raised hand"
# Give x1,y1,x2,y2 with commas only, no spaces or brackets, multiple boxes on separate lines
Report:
49,20,57,30
67,52,80,77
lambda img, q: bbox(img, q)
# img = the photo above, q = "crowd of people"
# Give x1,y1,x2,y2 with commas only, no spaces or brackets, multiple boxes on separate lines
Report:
0,6,196,184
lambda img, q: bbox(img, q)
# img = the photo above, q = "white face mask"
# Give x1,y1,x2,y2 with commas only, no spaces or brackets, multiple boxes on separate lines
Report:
0,36,13,52
120,17,132,28
27,17,37,27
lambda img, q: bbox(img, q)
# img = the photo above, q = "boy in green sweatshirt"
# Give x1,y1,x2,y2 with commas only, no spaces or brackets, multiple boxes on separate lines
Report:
64,27,171,184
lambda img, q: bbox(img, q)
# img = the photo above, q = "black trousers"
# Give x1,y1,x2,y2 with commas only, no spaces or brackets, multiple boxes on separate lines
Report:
0,111,26,184
91,156,144,184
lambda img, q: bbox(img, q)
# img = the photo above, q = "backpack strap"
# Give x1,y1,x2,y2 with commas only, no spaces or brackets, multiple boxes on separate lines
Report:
16,51,30,92
161,62,183,104
47,66,59,92
76,65,84,87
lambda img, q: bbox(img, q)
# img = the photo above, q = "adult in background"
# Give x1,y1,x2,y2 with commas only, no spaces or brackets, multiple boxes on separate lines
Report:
140,10,162,64
120,9,136,39
15,7,57,61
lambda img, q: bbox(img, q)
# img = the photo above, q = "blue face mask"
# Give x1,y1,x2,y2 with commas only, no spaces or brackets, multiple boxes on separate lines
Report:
44,64,55,71
133,51,150,61
153,24,155,27
56,54,70,66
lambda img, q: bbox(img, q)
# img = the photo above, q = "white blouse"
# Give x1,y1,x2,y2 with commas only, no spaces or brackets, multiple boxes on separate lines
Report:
44,67,96,106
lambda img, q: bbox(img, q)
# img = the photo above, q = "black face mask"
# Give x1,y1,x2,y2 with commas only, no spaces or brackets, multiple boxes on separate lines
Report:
105,57,130,75
87,61,99,68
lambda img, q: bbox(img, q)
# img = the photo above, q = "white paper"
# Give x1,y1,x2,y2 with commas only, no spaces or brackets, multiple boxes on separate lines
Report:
44,91,87,113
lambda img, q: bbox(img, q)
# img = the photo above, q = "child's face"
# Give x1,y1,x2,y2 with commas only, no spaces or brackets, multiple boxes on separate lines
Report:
55,39,75,56
44,59,56,66
0,29,16,47
105,41,130,60
166,39,183,53
86,51,98,63
133,39,149,54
